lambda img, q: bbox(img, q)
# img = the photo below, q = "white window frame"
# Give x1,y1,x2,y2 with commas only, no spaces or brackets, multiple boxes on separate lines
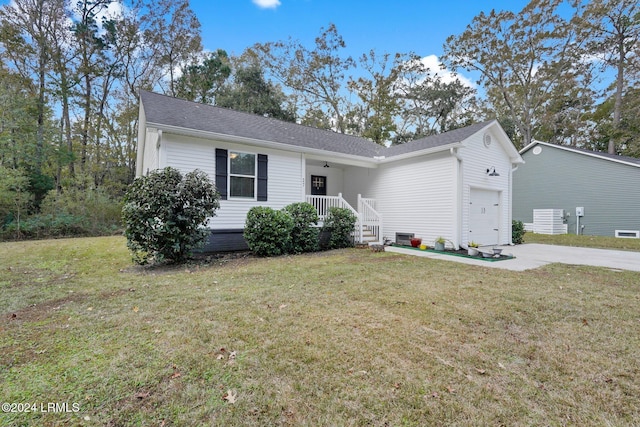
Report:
228,151,257,200
615,230,640,239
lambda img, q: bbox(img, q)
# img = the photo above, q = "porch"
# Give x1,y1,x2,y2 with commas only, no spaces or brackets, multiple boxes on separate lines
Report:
305,193,383,245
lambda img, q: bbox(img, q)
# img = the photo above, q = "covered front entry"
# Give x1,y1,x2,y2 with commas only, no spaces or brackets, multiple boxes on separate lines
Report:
469,188,501,245
310,175,327,196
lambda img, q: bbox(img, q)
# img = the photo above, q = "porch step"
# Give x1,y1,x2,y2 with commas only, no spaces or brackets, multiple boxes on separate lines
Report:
360,232,379,243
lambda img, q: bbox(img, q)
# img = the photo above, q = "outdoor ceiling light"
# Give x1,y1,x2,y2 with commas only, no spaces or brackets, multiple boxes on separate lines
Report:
323,161,330,168
486,166,500,176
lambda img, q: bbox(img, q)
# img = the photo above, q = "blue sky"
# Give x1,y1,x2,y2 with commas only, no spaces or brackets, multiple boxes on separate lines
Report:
192,0,531,60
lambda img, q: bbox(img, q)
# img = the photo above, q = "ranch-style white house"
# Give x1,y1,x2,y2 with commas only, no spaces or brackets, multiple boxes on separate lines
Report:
137,90,524,251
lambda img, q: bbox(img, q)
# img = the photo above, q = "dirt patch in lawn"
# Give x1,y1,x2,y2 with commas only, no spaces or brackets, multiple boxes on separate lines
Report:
2,266,76,289
6,292,87,322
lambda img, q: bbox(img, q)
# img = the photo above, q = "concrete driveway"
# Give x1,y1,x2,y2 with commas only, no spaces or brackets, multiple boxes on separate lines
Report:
386,243,640,272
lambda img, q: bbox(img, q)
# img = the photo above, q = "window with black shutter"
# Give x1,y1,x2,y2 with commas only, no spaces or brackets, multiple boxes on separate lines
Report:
215,149,267,201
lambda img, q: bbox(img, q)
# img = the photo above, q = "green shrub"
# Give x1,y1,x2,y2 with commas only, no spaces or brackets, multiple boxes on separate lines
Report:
122,167,220,264
512,219,526,244
322,207,357,249
0,166,32,237
244,206,293,257
40,185,123,235
283,202,319,254
1,213,92,239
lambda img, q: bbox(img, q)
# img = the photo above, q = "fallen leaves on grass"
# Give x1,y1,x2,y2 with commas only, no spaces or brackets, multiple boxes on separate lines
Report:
214,348,237,366
170,365,181,379
222,389,237,404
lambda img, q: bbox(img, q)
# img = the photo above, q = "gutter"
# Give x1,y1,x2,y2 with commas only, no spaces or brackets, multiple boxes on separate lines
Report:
147,121,464,167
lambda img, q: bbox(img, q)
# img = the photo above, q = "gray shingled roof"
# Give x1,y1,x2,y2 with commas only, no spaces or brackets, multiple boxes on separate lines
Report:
140,90,493,159
384,120,495,157
525,141,640,167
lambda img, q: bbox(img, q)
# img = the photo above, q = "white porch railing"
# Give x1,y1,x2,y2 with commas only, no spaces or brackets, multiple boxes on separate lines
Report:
305,193,355,222
358,195,383,244
305,193,382,244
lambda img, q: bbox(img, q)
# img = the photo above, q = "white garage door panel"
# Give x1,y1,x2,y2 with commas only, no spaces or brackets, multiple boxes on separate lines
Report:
470,189,500,245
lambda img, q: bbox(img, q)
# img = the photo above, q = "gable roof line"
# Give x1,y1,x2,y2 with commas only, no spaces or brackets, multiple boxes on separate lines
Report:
146,120,381,167
522,140,640,168
139,90,519,162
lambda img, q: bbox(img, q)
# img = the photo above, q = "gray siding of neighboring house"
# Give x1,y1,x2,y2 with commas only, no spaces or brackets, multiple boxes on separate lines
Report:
513,145,640,237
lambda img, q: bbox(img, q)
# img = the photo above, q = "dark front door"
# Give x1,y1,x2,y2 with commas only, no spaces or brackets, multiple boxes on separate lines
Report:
310,175,327,196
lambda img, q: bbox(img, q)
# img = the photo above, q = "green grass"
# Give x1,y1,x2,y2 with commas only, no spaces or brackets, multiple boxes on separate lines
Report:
525,232,640,251
1,236,640,426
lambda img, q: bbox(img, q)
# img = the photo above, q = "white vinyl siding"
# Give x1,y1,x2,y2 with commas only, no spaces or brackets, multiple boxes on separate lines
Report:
160,133,303,230
141,128,161,174
459,129,513,245
345,128,516,247
362,152,457,247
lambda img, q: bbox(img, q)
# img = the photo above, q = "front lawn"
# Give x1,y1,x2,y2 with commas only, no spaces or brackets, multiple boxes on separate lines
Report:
1,237,639,426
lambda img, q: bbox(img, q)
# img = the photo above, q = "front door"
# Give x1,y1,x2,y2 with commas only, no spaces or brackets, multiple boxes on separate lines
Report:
311,175,327,196
469,189,500,245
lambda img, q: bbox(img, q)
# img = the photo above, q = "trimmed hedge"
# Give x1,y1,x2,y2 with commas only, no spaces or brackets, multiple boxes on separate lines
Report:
512,219,526,244
283,202,319,254
322,207,357,249
244,206,294,257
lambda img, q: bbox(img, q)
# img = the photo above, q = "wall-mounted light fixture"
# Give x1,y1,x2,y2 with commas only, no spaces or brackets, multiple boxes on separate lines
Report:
323,161,330,168
486,166,500,176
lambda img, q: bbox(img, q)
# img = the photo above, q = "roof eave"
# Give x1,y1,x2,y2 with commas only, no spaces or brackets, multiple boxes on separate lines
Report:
380,142,465,162
148,121,379,168
483,120,524,163
523,140,640,168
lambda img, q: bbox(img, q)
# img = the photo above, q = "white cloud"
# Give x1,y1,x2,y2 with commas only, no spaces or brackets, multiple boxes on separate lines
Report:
252,0,281,9
419,55,475,88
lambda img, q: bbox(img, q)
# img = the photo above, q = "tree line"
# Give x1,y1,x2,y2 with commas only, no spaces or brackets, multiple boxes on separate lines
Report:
0,0,638,238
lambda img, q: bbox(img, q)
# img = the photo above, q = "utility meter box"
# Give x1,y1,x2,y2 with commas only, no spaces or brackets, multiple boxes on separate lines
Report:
576,207,584,217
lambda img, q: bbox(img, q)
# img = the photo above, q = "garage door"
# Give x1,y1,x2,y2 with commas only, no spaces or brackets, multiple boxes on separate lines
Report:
469,189,500,245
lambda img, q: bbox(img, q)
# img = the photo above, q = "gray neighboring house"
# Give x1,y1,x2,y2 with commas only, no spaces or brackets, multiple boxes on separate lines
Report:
513,140,640,238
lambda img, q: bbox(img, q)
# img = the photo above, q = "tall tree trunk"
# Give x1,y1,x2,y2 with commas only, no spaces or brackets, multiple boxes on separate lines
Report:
81,73,91,174
610,32,625,154
35,5,47,175
58,65,75,177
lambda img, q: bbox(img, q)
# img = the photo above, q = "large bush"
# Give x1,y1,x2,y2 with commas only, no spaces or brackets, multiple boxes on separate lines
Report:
244,206,293,257
512,219,526,244
283,202,319,254
2,213,89,239
322,207,357,249
122,167,219,264
0,167,31,238
39,185,122,235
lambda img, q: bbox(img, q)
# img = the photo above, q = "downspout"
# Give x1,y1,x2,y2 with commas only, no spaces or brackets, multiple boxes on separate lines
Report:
156,129,162,170
450,148,463,249
301,153,306,202
509,164,519,245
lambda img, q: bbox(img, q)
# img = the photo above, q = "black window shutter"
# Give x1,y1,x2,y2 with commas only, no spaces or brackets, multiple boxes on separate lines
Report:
215,148,228,200
257,154,268,201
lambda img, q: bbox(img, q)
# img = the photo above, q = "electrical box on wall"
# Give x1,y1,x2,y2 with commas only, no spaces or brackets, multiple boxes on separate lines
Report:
576,207,584,217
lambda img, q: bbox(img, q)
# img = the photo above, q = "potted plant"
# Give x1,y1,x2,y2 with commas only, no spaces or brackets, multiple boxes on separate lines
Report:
434,236,446,251
467,241,479,256
410,237,422,247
